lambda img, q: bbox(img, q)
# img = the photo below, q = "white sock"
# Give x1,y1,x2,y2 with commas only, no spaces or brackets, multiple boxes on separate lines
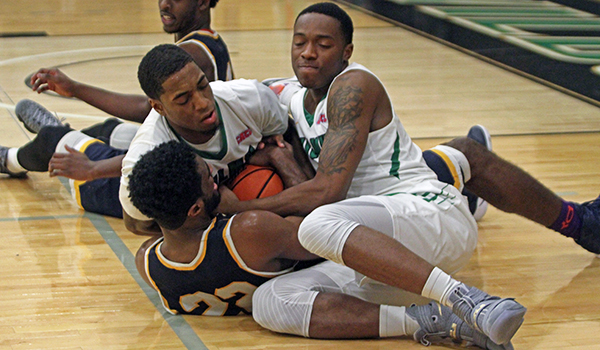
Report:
56,130,95,153
420,267,461,307
379,305,419,338
429,145,471,191
6,148,27,173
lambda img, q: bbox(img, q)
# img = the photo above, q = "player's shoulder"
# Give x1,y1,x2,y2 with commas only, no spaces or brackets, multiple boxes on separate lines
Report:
130,111,171,145
123,111,172,164
335,63,378,85
230,211,293,254
231,210,278,231
330,63,385,98
177,29,221,44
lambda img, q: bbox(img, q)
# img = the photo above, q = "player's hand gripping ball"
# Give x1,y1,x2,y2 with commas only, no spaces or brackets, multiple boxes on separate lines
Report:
228,165,283,201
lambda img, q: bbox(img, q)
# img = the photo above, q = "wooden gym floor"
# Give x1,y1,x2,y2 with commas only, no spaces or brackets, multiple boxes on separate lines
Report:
0,0,599,349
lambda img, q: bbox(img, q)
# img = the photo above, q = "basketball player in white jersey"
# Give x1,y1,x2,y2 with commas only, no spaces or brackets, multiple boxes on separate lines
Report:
119,44,309,235
0,41,300,223
210,3,525,347
217,2,596,346
219,4,600,254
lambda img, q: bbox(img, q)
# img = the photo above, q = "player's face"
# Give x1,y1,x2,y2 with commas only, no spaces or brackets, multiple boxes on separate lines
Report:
158,0,204,34
195,155,221,216
292,13,353,92
155,62,219,143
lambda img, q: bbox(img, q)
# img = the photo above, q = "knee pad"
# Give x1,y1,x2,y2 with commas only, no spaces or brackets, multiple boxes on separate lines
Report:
252,278,318,337
80,118,122,140
298,204,360,265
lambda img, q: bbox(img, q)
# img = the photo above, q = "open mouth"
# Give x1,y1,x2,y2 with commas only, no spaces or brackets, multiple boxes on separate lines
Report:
201,110,217,125
161,12,175,26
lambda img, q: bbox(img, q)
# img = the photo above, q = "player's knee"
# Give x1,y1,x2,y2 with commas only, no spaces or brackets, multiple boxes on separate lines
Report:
252,280,312,337
252,284,278,331
445,137,491,177
444,136,470,155
298,204,358,265
37,125,72,149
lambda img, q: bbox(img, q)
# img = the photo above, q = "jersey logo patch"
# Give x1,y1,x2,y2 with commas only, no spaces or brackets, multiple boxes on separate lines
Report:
316,113,327,125
236,128,252,144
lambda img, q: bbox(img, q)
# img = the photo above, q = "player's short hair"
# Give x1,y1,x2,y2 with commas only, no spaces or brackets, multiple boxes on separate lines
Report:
296,2,353,45
138,44,194,100
210,0,219,8
128,141,204,230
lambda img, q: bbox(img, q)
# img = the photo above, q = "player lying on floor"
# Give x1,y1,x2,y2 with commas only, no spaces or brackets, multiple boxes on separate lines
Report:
130,140,517,350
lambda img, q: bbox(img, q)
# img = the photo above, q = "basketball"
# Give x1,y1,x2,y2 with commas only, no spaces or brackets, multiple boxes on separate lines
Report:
229,165,284,201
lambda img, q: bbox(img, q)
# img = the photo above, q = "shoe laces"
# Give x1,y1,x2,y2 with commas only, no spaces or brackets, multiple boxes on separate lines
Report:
582,195,600,209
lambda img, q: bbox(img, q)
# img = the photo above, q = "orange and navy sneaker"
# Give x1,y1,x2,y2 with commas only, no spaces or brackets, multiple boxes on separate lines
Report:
574,195,600,254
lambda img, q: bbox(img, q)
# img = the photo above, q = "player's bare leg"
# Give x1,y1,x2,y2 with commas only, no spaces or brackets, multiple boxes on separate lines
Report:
447,137,600,254
338,226,526,345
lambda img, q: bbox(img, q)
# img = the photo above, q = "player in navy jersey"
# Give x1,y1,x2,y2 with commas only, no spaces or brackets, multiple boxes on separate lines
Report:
27,0,232,123
129,141,318,316
130,140,515,350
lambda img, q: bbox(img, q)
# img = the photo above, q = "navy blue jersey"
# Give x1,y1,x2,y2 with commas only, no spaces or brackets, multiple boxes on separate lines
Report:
145,214,292,316
177,29,233,82
73,140,126,218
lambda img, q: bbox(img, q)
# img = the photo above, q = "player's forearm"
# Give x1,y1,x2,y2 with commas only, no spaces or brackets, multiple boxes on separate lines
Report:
89,155,126,180
272,161,309,188
266,149,311,188
70,82,151,122
283,121,316,181
237,178,343,217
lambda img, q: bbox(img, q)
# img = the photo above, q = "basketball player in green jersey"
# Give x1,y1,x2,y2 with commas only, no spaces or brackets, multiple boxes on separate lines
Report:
219,2,600,256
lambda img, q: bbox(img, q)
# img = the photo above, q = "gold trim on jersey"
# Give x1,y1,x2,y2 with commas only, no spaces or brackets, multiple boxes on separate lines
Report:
154,217,217,271
73,139,104,209
176,29,220,43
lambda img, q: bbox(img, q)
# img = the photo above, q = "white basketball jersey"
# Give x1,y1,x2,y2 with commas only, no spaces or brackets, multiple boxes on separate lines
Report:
289,63,440,198
120,79,288,220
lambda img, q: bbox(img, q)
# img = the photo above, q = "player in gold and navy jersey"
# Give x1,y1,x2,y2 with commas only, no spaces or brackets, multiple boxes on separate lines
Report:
129,141,318,316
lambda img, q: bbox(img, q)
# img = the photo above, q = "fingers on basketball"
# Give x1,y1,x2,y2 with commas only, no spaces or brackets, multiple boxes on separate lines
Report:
229,165,283,201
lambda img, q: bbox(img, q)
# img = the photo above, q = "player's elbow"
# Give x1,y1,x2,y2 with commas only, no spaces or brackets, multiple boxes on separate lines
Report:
312,182,348,207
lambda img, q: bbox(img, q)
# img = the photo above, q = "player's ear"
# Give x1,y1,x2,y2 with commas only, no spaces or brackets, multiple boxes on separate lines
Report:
149,98,166,116
187,200,205,218
198,0,211,11
343,43,354,62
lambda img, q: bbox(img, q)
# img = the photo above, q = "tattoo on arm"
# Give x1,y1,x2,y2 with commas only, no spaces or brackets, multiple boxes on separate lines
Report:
318,84,363,176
